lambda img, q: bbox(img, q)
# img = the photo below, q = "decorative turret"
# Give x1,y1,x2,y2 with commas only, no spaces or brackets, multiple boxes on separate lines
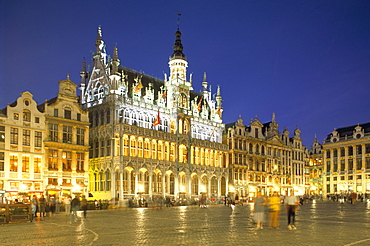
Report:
111,44,120,75
95,26,103,54
168,25,188,83
94,26,107,65
170,28,186,61
79,58,87,105
215,86,223,120
309,134,322,155
268,112,279,137
294,126,301,140
202,72,208,91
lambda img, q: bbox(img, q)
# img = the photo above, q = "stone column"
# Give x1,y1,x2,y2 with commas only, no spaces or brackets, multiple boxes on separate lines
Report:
119,170,124,203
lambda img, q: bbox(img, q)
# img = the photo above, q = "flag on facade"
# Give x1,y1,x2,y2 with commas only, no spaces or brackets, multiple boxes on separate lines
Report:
216,107,222,116
134,80,143,93
152,110,160,127
208,128,216,140
197,97,203,112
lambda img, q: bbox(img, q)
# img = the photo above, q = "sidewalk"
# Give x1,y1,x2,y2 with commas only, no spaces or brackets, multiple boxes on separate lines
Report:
1,200,370,245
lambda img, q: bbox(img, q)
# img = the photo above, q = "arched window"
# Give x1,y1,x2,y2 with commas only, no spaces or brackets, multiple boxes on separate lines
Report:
130,137,136,156
183,120,189,134
191,175,199,195
23,109,31,122
179,93,188,108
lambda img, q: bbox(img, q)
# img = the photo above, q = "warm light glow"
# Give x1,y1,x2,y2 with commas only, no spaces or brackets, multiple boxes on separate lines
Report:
180,185,185,192
249,186,256,192
138,184,144,193
229,185,235,193
200,185,206,192
72,184,81,192
20,183,28,191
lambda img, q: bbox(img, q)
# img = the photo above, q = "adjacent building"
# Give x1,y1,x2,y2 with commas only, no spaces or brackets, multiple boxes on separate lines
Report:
0,77,89,202
0,91,45,201
308,135,323,196
322,122,370,196
80,27,229,203
223,114,307,200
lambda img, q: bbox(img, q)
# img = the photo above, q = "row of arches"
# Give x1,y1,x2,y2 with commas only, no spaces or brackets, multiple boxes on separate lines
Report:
89,166,227,198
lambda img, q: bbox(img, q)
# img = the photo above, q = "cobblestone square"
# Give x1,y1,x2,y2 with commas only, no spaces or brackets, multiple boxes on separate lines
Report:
1,201,370,246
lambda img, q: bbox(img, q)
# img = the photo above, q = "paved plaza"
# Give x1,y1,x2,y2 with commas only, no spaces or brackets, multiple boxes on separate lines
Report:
1,200,370,246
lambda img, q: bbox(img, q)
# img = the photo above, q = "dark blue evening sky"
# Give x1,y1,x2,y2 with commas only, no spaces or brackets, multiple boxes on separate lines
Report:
1,0,370,147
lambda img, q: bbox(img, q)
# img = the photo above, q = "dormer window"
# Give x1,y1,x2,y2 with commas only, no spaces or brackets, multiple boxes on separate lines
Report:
64,110,71,119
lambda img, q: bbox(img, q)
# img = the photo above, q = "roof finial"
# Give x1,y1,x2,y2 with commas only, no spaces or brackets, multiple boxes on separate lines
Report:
81,57,86,72
177,12,181,30
171,14,186,60
113,43,119,60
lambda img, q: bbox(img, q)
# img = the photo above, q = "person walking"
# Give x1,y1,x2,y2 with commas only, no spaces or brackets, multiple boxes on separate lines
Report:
71,195,80,217
284,190,299,230
253,191,268,229
31,195,38,220
63,195,71,215
268,191,281,229
38,194,46,217
81,195,88,218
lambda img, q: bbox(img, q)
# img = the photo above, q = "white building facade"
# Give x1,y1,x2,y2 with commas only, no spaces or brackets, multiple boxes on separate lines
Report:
81,27,229,203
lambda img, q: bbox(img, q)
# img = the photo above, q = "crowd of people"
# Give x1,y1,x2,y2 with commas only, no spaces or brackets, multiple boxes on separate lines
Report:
326,192,369,204
4,194,90,220
225,190,302,230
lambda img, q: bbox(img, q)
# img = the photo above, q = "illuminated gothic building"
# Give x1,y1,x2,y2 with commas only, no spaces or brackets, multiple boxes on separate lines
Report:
80,27,229,202
322,122,370,196
224,114,307,199
308,135,323,196
0,78,89,201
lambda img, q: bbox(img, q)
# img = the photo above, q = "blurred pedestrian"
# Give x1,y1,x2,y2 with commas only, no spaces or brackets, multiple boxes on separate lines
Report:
38,194,46,217
71,195,80,217
81,195,88,218
63,195,71,215
268,191,281,229
284,190,299,230
50,196,56,213
31,195,38,219
253,191,268,229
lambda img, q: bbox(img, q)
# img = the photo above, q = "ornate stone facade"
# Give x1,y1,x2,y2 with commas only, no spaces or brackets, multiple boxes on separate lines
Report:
224,114,307,200
322,122,370,196
308,136,323,196
0,78,89,202
81,27,229,203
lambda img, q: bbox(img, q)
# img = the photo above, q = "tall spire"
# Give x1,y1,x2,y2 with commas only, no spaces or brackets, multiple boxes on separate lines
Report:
95,25,104,53
202,72,208,91
272,112,276,122
171,14,186,61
